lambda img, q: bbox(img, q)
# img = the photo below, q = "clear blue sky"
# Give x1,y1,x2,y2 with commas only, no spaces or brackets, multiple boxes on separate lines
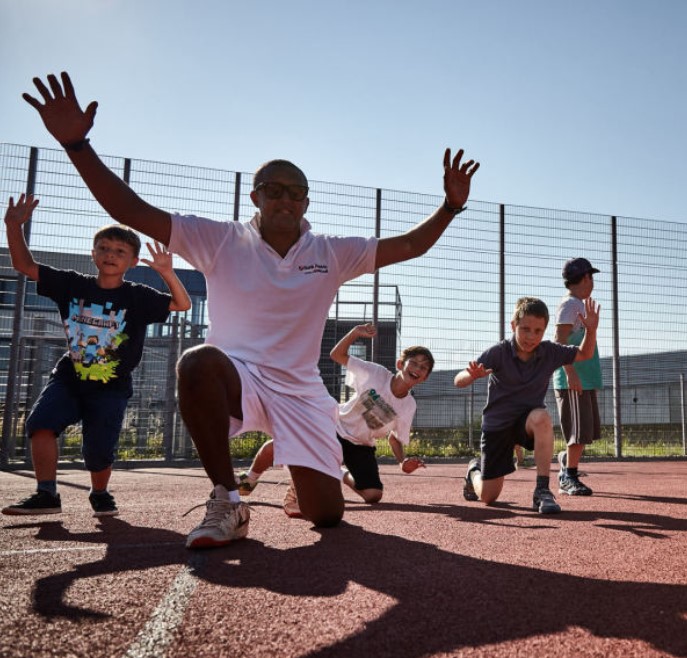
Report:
2,0,686,221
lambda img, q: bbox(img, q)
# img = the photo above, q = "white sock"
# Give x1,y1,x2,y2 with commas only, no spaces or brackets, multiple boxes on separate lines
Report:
213,484,241,504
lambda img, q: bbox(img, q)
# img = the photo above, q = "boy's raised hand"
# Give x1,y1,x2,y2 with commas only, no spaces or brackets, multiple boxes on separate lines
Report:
466,360,492,380
443,148,480,210
141,241,173,275
580,297,600,331
354,323,377,340
24,72,98,146
4,194,39,227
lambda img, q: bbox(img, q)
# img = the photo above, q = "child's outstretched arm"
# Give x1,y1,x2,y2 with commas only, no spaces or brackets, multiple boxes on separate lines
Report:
454,360,492,388
4,194,40,280
140,241,192,312
330,322,377,366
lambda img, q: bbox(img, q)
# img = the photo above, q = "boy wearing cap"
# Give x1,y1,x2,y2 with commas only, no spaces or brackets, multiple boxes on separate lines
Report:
553,258,602,496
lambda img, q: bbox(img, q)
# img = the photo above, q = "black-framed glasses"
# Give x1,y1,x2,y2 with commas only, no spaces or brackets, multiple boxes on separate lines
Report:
254,181,309,202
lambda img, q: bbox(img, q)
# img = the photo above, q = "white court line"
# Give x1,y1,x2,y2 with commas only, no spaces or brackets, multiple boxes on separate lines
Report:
123,555,205,658
0,542,180,557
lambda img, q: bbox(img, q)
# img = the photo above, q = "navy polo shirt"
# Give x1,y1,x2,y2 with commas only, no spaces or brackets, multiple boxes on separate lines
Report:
478,337,578,431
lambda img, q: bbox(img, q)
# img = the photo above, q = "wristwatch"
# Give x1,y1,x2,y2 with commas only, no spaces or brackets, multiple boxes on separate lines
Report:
443,198,467,216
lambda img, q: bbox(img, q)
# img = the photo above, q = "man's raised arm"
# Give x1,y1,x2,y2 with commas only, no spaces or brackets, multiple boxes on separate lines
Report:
374,148,479,270
24,72,171,245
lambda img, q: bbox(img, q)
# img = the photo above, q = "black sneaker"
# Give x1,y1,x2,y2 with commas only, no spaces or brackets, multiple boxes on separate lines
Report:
463,458,480,502
89,491,119,517
2,491,62,516
559,475,593,496
533,488,561,514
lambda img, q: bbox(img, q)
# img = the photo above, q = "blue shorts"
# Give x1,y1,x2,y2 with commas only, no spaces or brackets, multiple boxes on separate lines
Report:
480,411,535,480
26,373,131,472
338,435,383,490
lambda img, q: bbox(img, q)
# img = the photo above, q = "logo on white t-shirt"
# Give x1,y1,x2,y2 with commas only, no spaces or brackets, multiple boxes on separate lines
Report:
358,388,397,430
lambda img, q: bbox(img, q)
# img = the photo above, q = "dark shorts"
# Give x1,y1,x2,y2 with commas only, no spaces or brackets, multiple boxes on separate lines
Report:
555,389,600,446
338,435,383,491
26,373,131,472
480,411,534,480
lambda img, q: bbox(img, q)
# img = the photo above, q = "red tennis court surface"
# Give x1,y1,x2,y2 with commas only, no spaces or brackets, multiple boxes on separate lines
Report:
1,460,686,658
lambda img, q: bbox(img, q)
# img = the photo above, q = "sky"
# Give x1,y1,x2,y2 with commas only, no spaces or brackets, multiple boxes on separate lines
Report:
2,0,687,222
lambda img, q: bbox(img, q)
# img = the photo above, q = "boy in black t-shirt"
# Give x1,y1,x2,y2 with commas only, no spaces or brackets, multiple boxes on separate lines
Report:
2,194,191,517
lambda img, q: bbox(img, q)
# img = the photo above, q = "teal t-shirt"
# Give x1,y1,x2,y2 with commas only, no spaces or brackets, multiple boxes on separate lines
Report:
552,294,602,390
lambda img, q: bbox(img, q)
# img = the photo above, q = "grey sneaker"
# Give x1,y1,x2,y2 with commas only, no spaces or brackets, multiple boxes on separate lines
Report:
533,488,561,514
2,491,62,516
186,486,250,549
559,475,593,496
235,471,258,497
89,491,119,517
463,458,480,502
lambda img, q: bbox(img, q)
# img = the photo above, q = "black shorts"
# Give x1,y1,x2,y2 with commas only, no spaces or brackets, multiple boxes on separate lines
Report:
555,389,600,445
480,412,534,480
338,435,383,490
26,372,130,472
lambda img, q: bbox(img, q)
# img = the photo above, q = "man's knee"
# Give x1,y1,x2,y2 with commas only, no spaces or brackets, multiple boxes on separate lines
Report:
310,507,344,528
177,344,224,383
291,466,344,527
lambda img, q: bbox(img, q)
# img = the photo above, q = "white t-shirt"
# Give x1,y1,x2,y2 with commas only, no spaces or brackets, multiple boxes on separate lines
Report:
336,356,416,447
169,212,378,395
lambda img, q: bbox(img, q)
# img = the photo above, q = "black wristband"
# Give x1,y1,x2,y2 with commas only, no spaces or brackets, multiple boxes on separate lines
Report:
61,138,90,152
443,198,467,216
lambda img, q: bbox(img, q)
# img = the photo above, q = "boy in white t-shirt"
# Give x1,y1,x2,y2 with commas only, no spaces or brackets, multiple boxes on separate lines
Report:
238,323,432,507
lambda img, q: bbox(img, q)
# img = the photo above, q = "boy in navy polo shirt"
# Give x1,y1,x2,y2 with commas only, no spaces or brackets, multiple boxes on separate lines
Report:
454,296,599,513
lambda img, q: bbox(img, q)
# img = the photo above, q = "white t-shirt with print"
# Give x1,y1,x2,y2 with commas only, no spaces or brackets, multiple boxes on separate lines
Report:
336,356,416,447
169,213,378,396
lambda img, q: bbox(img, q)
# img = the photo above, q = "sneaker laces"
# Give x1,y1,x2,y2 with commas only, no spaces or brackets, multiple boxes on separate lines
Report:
182,496,252,519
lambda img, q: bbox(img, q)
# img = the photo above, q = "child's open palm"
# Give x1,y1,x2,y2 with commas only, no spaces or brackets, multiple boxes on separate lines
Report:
4,194,39,227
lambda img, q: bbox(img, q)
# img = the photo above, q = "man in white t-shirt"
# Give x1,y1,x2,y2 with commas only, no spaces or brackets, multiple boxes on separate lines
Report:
24,71,480,549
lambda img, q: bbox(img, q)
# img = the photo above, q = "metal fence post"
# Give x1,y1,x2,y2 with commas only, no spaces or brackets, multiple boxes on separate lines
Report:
680,373,686,456
499,204,506,341
371,188,381,362
233,172,242,222
163,316,179,462
1,147,38,468
611,216,623,458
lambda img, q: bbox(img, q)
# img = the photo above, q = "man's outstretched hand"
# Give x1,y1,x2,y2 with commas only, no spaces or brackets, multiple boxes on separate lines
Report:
24,72,98,146
443,148,480,210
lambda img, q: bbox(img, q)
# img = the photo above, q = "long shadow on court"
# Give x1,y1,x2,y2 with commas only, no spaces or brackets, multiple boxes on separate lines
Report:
17,518,188,619
16,505,687,657
192,516,687,657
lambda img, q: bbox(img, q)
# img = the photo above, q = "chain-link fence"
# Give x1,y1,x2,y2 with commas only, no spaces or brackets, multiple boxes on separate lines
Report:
1,142,686,466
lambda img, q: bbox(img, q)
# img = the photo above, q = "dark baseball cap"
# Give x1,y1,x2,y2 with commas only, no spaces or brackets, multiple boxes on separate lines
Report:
562,257,600,282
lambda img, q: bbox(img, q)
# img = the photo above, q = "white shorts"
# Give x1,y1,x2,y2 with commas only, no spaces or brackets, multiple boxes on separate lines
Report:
229,358,343,480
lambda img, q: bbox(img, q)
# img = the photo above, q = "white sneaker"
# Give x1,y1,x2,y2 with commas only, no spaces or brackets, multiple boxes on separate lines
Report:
186,486,250,549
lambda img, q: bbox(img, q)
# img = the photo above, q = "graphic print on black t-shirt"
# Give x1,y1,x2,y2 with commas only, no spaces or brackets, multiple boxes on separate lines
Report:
356,388,398,430
64,297,129,383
